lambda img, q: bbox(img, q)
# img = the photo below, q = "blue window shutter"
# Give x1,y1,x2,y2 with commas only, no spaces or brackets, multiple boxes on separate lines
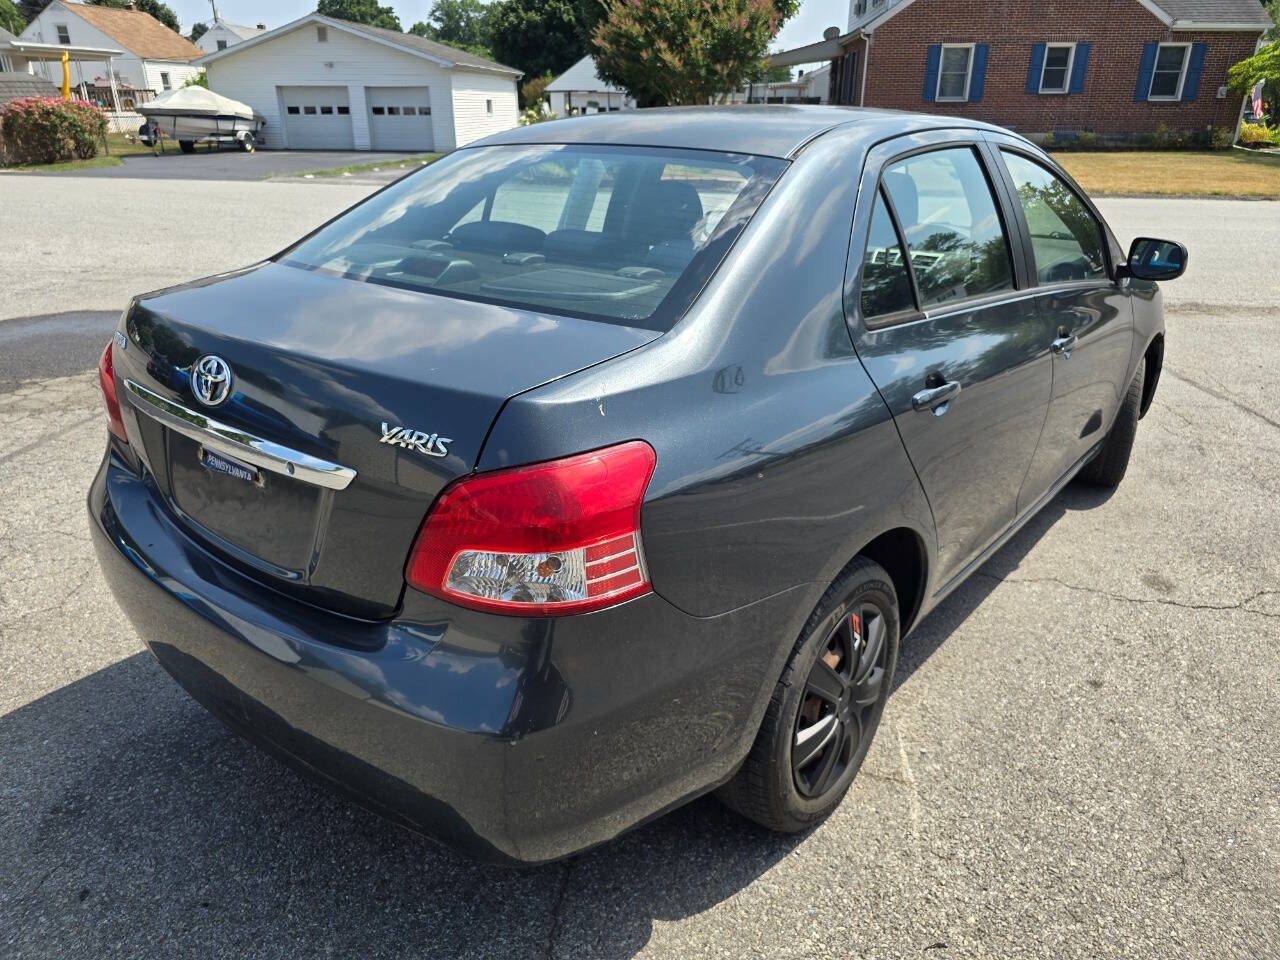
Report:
1026,43,1046,94
1069,42,1091,94
969,44,989,102
1134,42,1158,101
1182,42,1207,101
924,44,941,101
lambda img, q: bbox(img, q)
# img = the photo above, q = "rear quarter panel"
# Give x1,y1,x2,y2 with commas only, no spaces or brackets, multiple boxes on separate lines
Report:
478,125,935,628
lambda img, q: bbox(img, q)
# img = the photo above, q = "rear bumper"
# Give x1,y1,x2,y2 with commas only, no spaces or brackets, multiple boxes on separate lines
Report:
89,451,806,864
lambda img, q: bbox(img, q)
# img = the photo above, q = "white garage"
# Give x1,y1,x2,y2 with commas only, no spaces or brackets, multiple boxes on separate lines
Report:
280,85,354,149
366,85,433,151
197,13,520,153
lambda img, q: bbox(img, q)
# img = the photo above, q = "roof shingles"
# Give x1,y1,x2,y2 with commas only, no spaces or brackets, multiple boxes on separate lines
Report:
59,1,204,61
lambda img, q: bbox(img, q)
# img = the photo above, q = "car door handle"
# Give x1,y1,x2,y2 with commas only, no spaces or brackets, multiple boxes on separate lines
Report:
911,380,961,414
1051,333,1078,358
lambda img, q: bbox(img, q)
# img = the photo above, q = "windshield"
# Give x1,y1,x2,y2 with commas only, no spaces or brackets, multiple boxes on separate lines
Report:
280,143,787,331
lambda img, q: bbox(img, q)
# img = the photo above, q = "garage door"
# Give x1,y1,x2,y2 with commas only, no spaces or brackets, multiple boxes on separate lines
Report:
279,86,353,149
366,86,433,151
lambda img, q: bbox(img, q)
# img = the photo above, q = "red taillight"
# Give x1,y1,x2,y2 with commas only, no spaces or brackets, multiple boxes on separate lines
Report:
406,441,657,616
98,340,128,443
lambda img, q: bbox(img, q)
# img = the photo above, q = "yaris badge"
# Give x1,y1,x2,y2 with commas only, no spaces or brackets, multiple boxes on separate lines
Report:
192,355,233,407
380,422,451,459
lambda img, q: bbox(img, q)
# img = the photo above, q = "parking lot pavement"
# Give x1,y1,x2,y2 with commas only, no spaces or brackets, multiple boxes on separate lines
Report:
1,183,1278,959
48,149,416,181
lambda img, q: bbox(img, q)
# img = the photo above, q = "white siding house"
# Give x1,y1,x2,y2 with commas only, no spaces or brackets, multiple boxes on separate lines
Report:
545,56,634,116
199,15,520,152
20,1,203,95
194,21,267,56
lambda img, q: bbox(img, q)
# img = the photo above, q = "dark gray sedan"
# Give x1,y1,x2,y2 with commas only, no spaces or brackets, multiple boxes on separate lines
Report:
90,106,1185,864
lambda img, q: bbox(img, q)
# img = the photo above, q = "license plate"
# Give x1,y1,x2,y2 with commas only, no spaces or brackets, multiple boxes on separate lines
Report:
200,447,260,484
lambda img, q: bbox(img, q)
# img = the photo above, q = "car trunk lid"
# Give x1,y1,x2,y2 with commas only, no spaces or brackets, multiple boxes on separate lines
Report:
116,262,659,619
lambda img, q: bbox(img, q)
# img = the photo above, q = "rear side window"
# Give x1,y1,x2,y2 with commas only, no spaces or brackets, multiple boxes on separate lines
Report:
881,147,1014,307
1001,152,1107,284
281,144,786,330
860,189,916,320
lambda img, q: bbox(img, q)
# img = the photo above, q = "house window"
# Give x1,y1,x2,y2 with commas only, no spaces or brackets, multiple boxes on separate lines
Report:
316,25,328,42
486,99,493,114
936,45,974,101
403,106,416,115
287,106,300,114
160,72,171,90
1039,43,1075,93
56,24,70,44
303,105,316,115
371,106,385,115
420,105,430,115
216,39,228,50
337,105,350,115
1149,43,1189,100
320,105,333,114
387,106,400,115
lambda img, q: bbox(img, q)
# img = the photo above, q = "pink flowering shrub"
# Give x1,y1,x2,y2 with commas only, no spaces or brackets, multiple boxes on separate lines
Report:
1,96,107,165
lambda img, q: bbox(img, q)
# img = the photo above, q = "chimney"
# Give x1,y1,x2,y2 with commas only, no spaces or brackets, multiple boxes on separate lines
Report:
256,23,265,30
125,2,136,9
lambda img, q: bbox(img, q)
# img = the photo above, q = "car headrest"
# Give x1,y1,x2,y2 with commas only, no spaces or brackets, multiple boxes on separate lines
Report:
448,220,546,253
882,171,919,229
633,180,704,245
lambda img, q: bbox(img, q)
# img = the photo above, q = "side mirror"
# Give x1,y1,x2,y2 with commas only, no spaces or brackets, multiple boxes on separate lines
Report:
1124,237,1187,282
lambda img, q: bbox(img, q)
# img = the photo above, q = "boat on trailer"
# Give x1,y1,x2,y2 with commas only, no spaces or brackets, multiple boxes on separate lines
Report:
137,86,265,153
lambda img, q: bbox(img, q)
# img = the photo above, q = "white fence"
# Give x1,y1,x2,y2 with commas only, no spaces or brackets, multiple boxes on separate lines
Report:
104,111,145,135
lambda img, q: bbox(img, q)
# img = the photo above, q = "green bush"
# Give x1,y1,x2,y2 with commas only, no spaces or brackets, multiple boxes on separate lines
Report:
1238,121,1280,147
518,105,558,125
0,96,107,165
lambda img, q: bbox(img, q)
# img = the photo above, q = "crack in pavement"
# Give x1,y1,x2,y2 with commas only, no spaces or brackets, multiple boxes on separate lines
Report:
1162,366,1280,433
977,572,1280,620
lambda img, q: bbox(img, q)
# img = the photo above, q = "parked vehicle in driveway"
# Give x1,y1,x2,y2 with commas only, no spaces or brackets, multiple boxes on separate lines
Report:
89,106,1186,864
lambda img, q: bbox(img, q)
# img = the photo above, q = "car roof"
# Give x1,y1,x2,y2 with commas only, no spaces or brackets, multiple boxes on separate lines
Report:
471,105,1011,159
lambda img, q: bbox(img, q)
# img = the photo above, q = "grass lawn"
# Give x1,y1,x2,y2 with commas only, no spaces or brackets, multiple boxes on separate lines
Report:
1053,149,1280,198
288,153,443,178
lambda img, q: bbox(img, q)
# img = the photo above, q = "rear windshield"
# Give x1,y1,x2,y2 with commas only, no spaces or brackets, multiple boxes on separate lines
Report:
280,144,787,331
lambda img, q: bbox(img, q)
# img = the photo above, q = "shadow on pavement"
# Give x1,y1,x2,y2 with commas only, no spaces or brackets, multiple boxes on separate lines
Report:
1,482,1108,959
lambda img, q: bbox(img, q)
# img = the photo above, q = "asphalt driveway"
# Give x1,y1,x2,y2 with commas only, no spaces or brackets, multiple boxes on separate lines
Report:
0,177,1277,959
51,148,416,180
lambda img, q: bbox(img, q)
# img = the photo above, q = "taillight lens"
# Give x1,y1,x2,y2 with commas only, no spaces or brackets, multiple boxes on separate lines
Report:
406,441,656,616
98,340,128,443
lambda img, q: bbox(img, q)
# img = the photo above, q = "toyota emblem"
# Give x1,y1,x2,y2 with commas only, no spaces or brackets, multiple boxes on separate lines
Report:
192,355,233,407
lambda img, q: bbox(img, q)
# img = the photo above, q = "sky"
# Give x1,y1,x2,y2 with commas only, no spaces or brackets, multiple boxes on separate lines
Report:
167,0,847,61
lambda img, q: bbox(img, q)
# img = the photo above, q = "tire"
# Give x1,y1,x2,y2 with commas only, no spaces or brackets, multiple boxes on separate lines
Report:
1077,356,1145,488
718,557,900,832
179,140,195,154
240,133,256,153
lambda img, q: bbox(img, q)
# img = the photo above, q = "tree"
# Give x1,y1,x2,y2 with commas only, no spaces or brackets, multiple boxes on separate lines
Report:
487,0,584,80
88,0,181,35
409,0,494,59
519,70,553,109
17,0,48,25
189,21,208,43
1229,41,1280,123
1266,0,1279,41
576,0,796,42
0,0,25,33
592,0,783,106
316,0,402,31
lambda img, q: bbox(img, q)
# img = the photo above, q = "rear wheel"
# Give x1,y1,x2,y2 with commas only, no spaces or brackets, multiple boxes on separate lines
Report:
179,140,195,154
718,558,899,832
1077,357,1145,487
240,133,256,153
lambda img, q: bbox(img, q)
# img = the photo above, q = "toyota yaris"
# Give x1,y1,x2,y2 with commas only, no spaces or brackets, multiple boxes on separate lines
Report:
90,106,1185,864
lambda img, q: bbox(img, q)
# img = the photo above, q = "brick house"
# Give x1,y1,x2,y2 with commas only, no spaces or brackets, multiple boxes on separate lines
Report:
772,0,1273,139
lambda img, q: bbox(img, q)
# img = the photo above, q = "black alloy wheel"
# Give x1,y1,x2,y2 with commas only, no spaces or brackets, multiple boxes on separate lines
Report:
717,556,900,832
792,602,888,799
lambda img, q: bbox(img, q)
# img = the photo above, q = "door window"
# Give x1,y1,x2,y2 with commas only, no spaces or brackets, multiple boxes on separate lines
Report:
1001,152,1106,283
881,147,1014,307
859,188,916,320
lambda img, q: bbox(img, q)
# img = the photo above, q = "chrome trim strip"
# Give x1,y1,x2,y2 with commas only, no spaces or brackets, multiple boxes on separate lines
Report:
122,379,357,492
